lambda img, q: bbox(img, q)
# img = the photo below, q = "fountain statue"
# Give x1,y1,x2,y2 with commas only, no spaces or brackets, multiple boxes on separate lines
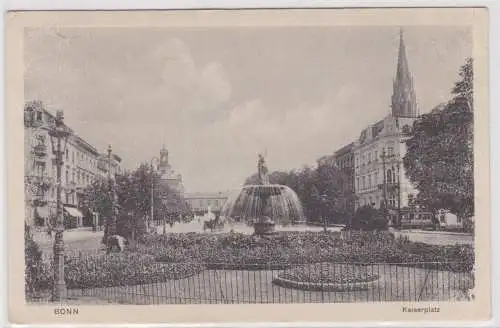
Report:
257,153,270,185
221,154,305,236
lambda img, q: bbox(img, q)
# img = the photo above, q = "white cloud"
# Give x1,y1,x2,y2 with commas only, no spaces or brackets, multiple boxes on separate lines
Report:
195,84,362,178
155,38,232,116
200,62,233,104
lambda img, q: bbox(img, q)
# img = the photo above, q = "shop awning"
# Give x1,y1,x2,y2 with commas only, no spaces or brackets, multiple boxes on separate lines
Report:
35,206,50,219
64,207,83,218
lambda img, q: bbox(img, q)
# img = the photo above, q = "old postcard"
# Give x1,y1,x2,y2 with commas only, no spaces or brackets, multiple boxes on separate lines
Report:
6,8,490,324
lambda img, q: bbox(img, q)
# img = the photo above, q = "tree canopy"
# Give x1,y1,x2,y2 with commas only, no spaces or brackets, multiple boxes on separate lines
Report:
403,58,473,218
80,164,191,240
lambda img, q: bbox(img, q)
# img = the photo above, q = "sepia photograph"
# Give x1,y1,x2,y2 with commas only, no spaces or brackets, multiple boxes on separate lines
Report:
6,8,490,324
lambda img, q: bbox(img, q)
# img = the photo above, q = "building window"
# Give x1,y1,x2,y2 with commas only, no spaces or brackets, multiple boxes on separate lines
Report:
388,196,396,208
362,176,366,190
368,174,371,188
36,111,43,121
66,149,69,160
374,171,379,185
386,169,393,184
35,162,45,177
375,151,378,162
72,151,75,163
368,152,372,163
356,177,360,191
388,147,394,157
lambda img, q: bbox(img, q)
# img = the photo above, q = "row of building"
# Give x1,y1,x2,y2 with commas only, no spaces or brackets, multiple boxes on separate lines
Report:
318,30,429,226
24,99,230,230
24,101,123,229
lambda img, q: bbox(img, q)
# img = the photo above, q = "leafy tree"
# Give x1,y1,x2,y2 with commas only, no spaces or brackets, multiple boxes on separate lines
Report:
313,162,349,224
80,179,111,227
403,58,473,218
80,164,190,241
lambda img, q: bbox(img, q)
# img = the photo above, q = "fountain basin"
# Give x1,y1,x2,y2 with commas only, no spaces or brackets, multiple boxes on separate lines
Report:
222,184,305,228
253,216,277,235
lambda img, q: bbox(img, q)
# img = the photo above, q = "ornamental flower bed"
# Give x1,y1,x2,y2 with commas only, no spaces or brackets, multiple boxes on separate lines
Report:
274,263,380,291
28,252,206,292
64,253,205,289
135,231,474,273
280,263,380,284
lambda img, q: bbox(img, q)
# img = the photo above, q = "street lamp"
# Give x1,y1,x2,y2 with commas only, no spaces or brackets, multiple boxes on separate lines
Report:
46,110,71,302
106,145,119,238
149,157,160,234
320,193,329,233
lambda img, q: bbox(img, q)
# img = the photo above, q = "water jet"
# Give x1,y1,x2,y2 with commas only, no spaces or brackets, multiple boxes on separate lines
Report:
222,154,305,236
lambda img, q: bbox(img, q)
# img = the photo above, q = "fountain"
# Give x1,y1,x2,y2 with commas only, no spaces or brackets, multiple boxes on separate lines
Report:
221,154,305,236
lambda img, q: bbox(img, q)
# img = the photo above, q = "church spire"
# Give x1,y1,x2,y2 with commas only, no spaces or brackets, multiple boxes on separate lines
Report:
391,28,418,118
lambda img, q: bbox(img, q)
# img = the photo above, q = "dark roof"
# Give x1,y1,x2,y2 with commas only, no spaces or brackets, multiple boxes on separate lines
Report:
371,119,385,138
334,142,354,157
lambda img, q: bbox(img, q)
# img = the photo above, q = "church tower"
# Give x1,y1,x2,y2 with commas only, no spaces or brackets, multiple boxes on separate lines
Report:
391,29,419,118
159,144,170,174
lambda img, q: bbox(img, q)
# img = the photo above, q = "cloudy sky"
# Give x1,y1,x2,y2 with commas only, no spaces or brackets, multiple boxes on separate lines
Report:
24,26,471,193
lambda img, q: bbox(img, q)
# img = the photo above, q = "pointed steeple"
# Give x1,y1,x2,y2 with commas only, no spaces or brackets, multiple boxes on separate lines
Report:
391,28,418,118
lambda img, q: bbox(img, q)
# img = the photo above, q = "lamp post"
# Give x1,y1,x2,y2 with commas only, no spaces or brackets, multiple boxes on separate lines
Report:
106,145,119,238
149,157,160,234
392,160,402,228
321,193,329,233
47,110,71,302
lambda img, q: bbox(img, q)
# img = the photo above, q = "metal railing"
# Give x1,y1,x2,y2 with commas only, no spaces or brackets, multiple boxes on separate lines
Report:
26,253,474,305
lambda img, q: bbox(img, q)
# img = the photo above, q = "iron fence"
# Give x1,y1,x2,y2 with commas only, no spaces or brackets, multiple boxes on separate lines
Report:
26,253,474,305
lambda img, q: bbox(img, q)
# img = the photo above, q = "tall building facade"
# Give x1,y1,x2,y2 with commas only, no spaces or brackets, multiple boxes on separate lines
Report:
333,143,356,215
184,191,230,214
24,101,123,229
352,29,418,222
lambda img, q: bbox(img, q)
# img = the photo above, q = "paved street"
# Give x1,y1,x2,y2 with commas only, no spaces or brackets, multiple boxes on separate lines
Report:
35,229,105,254
394,230,473,245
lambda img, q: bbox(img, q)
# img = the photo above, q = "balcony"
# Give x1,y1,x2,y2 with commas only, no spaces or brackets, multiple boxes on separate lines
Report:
25,175,53,205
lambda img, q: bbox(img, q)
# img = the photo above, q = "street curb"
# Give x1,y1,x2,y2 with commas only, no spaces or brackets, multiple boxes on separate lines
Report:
397,230,473,237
